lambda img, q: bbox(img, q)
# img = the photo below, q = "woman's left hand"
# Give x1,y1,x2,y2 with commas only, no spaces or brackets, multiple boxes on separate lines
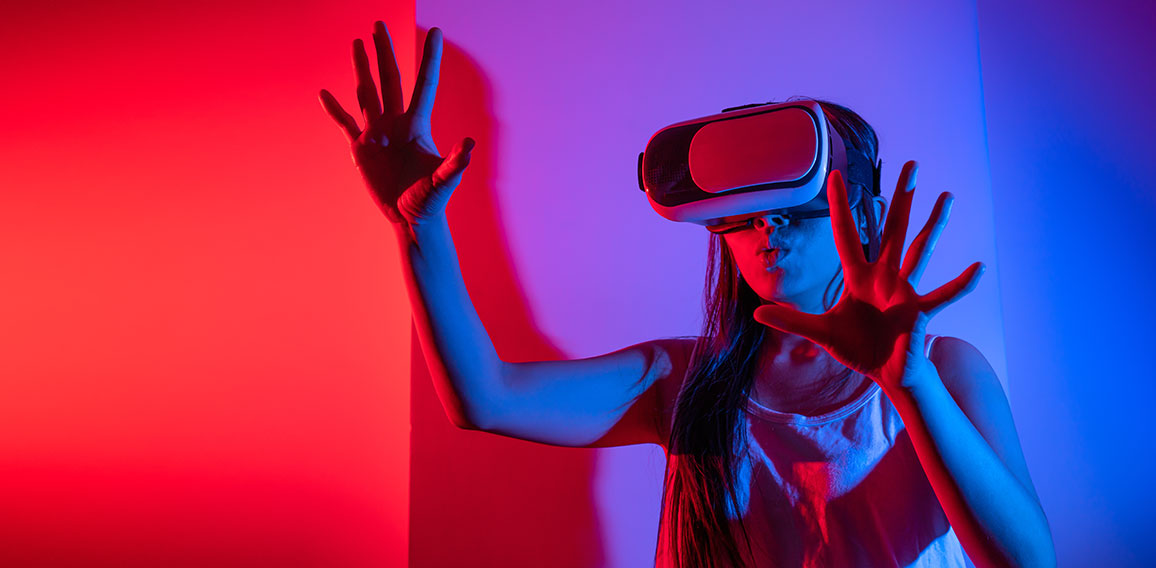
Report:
753,161,984,392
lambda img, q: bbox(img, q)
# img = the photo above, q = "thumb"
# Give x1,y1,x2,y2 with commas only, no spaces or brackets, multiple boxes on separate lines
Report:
430,137,475,192
753,304,829,346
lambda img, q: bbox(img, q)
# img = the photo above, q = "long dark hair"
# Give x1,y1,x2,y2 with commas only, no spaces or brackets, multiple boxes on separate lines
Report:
657,99,885,567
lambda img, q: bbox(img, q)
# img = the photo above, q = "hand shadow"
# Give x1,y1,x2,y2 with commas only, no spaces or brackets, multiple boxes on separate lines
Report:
408,29,605,568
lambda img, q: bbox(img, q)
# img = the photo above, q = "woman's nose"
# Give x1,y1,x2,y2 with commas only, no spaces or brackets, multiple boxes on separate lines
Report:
753,214,789,231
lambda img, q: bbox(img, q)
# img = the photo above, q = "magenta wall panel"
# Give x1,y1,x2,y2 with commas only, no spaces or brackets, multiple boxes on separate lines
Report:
412,1,1004,566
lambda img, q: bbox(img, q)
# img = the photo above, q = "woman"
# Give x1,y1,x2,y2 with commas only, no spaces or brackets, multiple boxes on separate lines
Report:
319,22,1055,567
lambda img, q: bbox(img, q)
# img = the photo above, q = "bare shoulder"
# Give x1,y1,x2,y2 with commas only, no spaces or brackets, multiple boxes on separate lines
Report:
929,335,1041,500
929,336,1001,395
649,336,697,450
928,336,1006,415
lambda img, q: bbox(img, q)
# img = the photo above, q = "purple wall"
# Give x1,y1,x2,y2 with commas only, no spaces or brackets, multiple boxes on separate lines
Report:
412,1,1006,565
978,1,1156,565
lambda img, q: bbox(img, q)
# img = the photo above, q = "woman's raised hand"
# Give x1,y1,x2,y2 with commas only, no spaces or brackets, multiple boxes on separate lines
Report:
753,162,985,391
320,23,474,225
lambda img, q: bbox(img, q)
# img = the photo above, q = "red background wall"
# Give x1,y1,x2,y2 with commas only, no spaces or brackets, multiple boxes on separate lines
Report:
0,1,415,566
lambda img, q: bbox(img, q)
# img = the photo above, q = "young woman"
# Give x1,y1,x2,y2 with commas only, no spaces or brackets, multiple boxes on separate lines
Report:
319,22,1055,568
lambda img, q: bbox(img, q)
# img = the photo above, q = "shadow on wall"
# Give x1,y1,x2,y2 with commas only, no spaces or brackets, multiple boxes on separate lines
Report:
408,30,605,567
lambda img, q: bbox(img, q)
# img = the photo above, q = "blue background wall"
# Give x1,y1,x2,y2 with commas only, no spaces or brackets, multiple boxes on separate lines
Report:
979,1,1156,565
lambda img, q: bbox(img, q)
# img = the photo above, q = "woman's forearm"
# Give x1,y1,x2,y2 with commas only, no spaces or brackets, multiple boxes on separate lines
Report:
392,215,506,429
884,365,1055,567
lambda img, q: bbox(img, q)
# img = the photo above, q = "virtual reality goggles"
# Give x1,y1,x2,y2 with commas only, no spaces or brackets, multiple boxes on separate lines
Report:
637,99,880,232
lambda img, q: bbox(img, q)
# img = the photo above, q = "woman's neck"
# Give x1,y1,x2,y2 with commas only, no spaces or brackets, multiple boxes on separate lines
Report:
751,331,870,416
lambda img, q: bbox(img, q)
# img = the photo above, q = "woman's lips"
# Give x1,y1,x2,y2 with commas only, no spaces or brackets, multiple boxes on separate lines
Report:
761,249,782,268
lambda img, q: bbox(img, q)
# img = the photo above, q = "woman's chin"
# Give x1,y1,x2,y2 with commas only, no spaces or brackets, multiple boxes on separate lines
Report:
754,288,791,305
753,282,811,308
744,273,796,304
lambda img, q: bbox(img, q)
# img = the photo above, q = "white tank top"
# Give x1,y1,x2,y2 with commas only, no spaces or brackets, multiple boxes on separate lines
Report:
657,335,969,567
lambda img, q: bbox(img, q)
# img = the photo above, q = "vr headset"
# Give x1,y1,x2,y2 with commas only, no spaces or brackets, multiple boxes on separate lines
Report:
637,100,881,232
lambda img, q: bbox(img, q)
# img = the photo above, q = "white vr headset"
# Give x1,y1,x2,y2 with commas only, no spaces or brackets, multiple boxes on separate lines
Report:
637,99,881,232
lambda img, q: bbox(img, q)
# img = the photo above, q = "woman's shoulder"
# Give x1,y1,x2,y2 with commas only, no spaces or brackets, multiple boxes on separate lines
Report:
923,336,1041,503
666,336,698,358
652,336,698,386
650,336,699,448
925,336,1008,422
927,336,994,385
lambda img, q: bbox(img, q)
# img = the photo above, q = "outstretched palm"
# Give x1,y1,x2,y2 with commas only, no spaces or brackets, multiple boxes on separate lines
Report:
754,162,984,391
319,23,474,224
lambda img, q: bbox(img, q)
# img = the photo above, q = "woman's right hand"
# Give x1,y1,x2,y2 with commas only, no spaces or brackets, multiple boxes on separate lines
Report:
320,23,474,225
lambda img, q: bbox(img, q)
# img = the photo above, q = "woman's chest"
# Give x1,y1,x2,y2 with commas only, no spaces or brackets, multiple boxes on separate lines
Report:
741,402,900,499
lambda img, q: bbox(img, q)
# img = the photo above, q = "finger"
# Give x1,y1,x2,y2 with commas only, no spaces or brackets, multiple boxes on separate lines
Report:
827,169,867,272
879,161,918,271
430,137,476,191
409,27,443,121
318,89,361,140
900,191,953,288
373,21,404,119
353,38,383,124
754,304,830,346
919,262,985,318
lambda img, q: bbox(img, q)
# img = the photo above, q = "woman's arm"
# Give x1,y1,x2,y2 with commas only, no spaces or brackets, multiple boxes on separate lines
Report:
322,22,685,447
396,212,689,447
886,338,1055,567
394,214,502,430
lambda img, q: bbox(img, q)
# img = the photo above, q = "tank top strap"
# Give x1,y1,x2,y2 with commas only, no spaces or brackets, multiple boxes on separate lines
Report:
925,334,941,359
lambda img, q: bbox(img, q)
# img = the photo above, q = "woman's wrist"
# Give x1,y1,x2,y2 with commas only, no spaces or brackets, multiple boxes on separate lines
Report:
393,211,447,238
882,356,942,399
